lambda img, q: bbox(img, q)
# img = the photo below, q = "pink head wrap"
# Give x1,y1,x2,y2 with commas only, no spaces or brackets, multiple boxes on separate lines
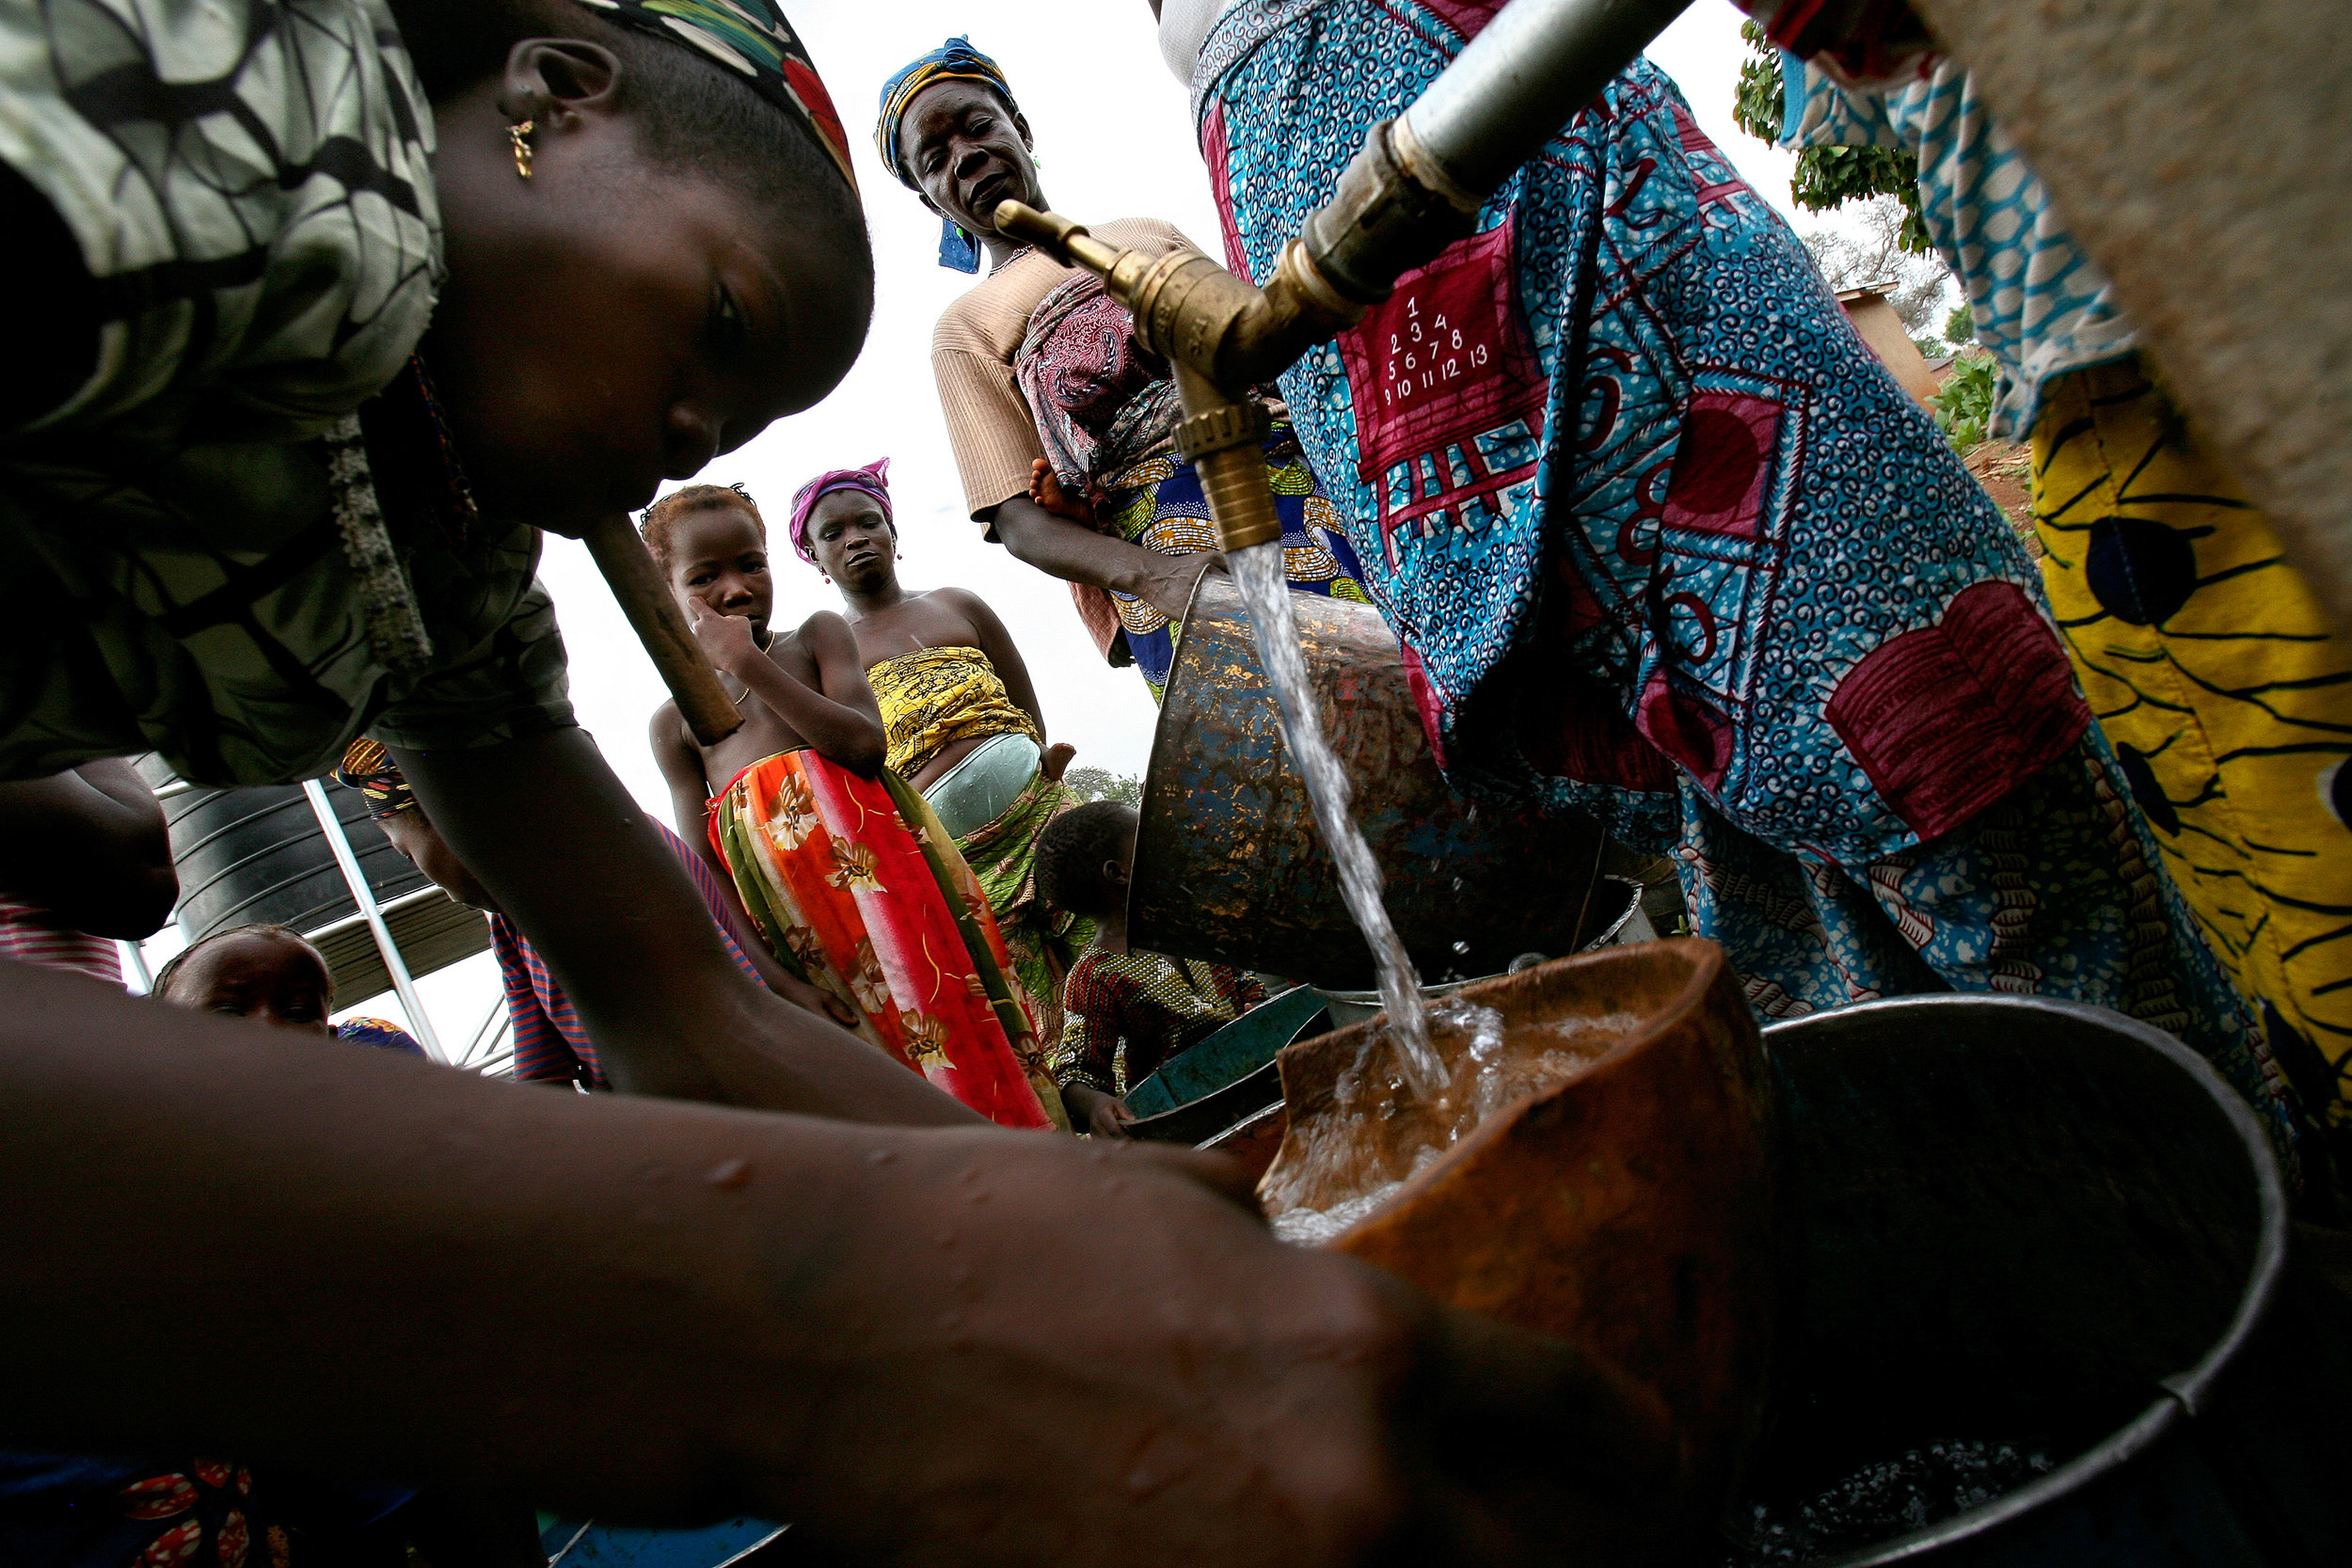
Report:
788,458,893,566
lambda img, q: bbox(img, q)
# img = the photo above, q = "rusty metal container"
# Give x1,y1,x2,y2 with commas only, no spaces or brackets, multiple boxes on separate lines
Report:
1132,576,1610,990
1260,938,1778,1530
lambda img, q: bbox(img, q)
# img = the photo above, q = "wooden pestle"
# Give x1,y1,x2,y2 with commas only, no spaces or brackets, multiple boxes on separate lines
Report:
580,515,743,747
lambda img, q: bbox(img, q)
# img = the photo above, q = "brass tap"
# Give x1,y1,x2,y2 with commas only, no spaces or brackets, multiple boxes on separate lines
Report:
991,122,1477,560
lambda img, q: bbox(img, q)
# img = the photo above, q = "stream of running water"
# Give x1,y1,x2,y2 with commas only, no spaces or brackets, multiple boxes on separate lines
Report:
1227,541,1449,1101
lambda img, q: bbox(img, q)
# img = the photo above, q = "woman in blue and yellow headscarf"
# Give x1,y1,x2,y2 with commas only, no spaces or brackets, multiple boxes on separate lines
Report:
875,37,1372,702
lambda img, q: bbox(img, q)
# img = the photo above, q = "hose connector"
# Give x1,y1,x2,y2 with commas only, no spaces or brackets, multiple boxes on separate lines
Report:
1173,373,1280,553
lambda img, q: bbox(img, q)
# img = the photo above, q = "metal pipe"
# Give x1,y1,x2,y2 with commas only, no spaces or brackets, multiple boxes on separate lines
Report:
994,0,1694,567
1401,0,1694,200
302,780,446,1063
580,515,743,748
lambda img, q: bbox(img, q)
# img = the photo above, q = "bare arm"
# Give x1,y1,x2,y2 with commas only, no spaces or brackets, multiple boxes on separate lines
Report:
401,730,974,1127
0,760,178,939
689,603,886,778
650,701,729,880
984,496,1220,621
0,957,1678,1566
794,611,889,777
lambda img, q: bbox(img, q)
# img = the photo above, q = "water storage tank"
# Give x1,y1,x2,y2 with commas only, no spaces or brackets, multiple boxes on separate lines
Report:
135,758,490,1002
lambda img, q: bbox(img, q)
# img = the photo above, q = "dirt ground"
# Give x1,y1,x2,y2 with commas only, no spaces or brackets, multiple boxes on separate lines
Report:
1963,439,2041,557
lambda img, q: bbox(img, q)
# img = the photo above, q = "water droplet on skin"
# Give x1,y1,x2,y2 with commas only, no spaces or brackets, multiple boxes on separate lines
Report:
865,1148,897,1165
1453,941,1470,956
704,1158,753,1191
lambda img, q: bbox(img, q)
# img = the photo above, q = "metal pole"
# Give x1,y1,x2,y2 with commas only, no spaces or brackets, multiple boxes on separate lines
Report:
459,990,508,1069
118,940,154,995
1401,0,1696,199
301,780,447,1063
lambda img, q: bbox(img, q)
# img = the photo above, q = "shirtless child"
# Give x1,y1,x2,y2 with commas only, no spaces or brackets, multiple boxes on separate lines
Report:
644,483,1063,1130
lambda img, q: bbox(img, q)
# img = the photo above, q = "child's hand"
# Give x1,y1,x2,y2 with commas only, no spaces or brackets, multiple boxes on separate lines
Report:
1028,458,1093,526
687,597,760,675
1089,1096,1136,1141
774,970,863,1031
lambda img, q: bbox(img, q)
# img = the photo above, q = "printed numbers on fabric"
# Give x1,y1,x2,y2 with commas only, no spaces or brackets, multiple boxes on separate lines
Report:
1338,221,1549,569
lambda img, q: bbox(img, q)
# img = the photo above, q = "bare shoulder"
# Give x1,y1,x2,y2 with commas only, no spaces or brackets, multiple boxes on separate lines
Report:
1106,215,1195,257
796,607,856,641
647,696,684,746
920,585,1001,638
790,610,861,664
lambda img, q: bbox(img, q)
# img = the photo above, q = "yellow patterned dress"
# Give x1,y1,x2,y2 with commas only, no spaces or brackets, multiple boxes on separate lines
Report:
866,647,1095,1089
2032,358,2352,1136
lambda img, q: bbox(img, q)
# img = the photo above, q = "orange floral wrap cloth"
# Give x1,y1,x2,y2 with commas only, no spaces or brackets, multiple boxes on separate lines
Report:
708,749,1060,1130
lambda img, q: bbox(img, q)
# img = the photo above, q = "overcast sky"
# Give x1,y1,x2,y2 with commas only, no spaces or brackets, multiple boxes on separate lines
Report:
323,0,1828,1035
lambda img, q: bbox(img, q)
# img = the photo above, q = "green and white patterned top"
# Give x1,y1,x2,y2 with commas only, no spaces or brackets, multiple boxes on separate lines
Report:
0,0,572,786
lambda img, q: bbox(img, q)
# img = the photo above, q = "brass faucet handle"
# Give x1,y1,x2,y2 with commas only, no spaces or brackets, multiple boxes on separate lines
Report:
993,199,1079,256
993,200,1129,284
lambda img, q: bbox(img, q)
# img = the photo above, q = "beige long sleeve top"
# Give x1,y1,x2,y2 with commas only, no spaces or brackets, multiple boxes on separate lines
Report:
930,216,1193,527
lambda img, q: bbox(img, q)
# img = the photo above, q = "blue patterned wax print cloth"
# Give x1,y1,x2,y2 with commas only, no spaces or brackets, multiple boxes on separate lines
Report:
1778,51,2138,438
1193,0,2295,1133
1197,2,2084,863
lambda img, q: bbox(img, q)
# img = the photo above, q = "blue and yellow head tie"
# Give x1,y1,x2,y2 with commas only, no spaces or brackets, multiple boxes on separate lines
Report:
875,36,1032,273
574,0,857,192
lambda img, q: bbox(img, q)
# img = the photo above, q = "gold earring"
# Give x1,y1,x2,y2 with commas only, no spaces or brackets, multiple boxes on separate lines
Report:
510,119,535,181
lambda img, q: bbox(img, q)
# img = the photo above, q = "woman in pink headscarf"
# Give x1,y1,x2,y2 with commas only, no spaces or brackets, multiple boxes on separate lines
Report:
794,460,1095,1100
642,480,1066,1131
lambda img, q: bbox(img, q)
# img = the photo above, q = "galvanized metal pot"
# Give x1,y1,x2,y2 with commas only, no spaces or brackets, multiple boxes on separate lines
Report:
1132,576,1609,989
1743,995,2291,1565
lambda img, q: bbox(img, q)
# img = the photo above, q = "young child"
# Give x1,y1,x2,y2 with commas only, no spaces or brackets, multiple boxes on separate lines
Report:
1034,801,1266,1139
336,739,856,1090
644,483,1064,1131
151,925,424,1055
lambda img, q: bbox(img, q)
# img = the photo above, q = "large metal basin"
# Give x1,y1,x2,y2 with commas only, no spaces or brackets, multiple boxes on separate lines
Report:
1740,995,2291,1566
1132,576,1610,989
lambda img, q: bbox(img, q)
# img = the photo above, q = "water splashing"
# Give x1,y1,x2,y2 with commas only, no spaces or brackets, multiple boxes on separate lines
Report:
1227,543,1446,1099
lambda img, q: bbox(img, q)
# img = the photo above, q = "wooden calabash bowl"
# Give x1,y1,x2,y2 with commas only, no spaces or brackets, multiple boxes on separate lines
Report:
1260,938,1777,1520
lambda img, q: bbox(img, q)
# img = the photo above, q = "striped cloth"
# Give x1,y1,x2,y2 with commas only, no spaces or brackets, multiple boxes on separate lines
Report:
0,894,121,987
495,825,763,1087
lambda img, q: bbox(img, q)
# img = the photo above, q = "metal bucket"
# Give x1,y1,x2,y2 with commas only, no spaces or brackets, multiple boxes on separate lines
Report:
1131,577,1609,989
1738,995,2290,1565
